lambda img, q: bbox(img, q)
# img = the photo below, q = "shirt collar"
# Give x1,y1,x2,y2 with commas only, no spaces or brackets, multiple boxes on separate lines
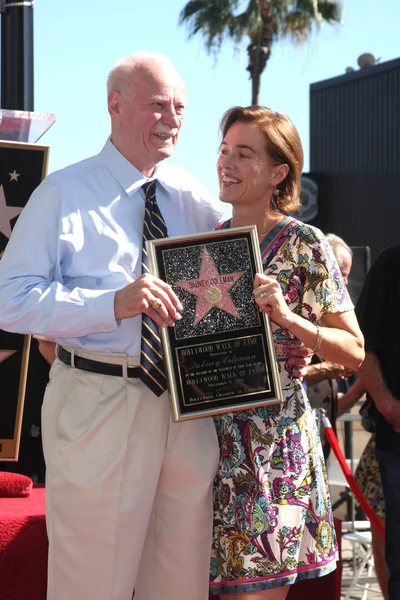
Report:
100,138,173,197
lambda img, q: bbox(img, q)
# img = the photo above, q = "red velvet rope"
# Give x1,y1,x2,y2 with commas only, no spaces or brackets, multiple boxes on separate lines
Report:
322,414,385,539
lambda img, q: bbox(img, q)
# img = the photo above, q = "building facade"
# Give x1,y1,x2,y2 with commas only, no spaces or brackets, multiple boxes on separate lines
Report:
306,57,400,265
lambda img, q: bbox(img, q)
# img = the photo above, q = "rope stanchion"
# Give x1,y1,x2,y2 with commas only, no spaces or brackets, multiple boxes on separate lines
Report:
321,412,385,539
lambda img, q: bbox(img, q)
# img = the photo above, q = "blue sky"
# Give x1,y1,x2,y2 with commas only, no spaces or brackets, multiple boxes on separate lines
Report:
34,0,399,218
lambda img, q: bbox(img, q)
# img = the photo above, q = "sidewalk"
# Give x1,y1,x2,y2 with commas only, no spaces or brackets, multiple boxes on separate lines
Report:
341,537,383,599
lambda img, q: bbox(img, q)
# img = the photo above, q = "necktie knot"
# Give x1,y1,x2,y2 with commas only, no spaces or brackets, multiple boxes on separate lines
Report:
142,180,156,203
141,180,168,242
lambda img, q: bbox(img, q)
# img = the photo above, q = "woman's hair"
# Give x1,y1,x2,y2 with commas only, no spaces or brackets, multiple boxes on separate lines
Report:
219,106,304,214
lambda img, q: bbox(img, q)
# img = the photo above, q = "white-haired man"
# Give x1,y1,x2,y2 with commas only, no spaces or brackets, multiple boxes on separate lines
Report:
0,52,309,600
325,233,353,286
0,52,223,600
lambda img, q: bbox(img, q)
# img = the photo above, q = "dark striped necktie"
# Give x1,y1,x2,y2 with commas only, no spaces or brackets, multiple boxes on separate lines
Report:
140,180,168,396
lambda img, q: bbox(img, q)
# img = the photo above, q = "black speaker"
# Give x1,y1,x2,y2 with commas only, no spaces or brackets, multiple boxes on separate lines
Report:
348,246,371,306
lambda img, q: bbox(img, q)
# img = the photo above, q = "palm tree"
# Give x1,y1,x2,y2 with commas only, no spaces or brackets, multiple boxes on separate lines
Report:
178,0,342,105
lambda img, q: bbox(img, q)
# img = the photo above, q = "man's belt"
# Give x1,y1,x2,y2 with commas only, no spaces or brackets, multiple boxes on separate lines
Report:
57,347,140,378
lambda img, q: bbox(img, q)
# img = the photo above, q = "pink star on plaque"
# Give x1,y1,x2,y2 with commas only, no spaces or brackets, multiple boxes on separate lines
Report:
175,248,244,326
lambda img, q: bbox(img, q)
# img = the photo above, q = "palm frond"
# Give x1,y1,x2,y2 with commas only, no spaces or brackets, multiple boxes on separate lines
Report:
315,0,342,23
179,0,246,53
271,0,341,40
178,0,342,102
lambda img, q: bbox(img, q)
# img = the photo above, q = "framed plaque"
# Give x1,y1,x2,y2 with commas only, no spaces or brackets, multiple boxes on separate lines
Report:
147,225,282,422
0,139,50,460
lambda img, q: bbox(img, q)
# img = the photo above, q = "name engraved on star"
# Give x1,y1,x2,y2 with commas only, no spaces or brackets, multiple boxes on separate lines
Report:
187,274,235,288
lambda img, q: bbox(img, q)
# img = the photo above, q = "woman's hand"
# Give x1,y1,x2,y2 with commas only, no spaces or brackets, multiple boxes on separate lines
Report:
254,273,294,329
254,275,364,371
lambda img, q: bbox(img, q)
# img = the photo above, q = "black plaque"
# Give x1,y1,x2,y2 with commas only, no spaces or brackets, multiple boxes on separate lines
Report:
147,226,282,421
0,140,50,460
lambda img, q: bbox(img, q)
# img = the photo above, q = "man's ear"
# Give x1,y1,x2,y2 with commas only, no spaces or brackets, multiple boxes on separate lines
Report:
272,163,289,187
108,91,122,120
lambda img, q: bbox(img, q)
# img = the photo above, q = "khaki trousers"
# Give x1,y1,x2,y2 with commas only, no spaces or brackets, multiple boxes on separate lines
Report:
42,359,219,600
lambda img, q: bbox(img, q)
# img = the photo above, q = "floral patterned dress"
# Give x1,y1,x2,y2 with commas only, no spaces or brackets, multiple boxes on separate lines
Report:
210,217,353,595
355,434,385,520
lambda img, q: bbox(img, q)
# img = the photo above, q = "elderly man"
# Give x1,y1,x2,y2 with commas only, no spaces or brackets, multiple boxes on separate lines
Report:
0,52,223,600
325,233,353,286
0,52,309,600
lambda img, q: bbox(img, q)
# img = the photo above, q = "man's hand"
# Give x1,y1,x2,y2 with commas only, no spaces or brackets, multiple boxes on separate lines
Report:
38,340,57,365
328,363,353,380
303,361,353,386
285,346,313,380
114,274,183,327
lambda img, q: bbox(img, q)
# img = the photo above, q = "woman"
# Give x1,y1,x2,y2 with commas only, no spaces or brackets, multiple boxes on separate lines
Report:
210,106,364,599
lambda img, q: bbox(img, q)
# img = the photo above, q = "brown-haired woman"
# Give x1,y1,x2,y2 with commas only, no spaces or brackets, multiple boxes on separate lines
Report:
210,106,364,600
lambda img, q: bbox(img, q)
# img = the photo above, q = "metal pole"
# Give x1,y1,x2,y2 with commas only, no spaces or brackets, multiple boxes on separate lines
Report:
340,377,355,522
1,1,34,110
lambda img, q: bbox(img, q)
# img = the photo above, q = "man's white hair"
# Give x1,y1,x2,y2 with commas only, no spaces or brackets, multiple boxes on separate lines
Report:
325,233,353,258
107,51,178,97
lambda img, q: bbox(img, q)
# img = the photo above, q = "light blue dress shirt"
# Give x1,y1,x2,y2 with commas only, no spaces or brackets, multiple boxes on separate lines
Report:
0,139,223,356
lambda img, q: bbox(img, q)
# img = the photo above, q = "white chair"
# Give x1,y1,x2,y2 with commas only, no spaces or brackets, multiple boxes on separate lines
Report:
327,457,378,599
342,530,374,600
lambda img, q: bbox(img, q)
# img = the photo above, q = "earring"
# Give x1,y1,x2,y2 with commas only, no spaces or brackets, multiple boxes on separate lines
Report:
274,188,280,197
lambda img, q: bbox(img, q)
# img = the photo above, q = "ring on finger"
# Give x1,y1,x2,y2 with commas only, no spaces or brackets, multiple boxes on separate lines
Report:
260,291,267,299
152,298,162,310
